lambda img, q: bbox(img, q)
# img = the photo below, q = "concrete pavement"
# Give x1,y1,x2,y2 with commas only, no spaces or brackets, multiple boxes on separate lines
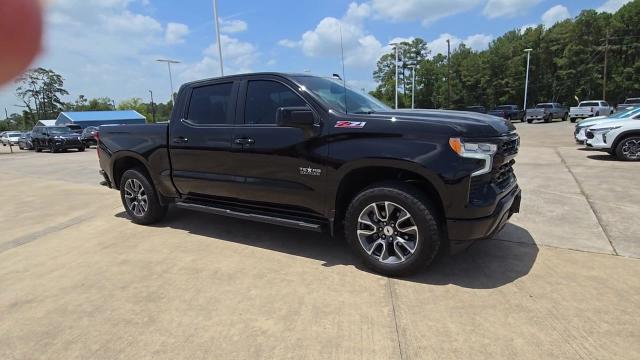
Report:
1,122,639,359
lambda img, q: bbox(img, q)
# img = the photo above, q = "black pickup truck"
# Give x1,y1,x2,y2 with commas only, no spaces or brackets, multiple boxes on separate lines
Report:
98,73,521,276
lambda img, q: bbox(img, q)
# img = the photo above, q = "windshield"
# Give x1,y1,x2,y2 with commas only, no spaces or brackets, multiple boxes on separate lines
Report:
292,76,391,114
624,98,640,104
6,132,21,137
49,127,72,134
536,104,552,108
611,107,640,119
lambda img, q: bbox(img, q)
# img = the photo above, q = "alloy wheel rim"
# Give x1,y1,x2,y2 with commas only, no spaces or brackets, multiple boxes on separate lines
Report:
124,179,148,217
357,201,419,264
622,139,640,160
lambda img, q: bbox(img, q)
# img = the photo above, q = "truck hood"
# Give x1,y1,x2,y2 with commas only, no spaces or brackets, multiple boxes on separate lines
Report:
371,109,515,138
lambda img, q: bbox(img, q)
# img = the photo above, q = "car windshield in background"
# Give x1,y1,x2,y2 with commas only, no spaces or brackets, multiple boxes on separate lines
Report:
7,132,21,136
624,98,640,104
536,104,552,108
49,127,72,134
293,76,391,114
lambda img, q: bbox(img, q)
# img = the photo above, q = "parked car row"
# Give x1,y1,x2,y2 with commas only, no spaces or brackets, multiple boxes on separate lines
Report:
574,106,640,161
1,125,99,153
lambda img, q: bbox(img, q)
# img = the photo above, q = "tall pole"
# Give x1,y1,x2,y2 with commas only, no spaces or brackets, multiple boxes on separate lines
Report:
524,49,532,111
156,59,181,102
603,30,609,101
447,39,451,109
148,90,156,123
213,0,224,76
394,44,399,109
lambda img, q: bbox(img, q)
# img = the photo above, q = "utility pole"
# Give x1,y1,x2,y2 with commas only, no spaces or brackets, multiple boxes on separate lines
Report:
447,39,452,109
148,90,156,123
4,108,8,120
409,64,416,109
603,30,609,101
389,42,399,109
213,0,224,76
524,49,533,111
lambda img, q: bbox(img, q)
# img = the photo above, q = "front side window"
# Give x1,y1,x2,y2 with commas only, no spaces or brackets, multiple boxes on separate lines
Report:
187,82,234,125
244,80,307,125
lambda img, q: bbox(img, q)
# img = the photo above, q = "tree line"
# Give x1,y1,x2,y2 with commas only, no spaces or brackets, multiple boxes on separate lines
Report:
1,68,173,131
370,1,640,110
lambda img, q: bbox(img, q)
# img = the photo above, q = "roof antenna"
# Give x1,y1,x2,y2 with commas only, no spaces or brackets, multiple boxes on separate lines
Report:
339,23,348,114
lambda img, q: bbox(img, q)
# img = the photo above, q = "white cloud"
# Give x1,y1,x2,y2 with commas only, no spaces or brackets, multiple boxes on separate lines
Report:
519,23,537,34
165,22,190,44
278,39,300,48
344,2,372,23
428,33,493,57
219,19,248,33
370,0,482,25
483,0,542,19
103,10,162,33
180,35,259,82
300,17,384,67
597,0,632,13
541,5,571,28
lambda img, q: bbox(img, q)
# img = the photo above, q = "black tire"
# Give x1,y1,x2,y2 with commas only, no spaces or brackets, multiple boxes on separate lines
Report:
78,146,85,152
344,182,441,277
120,168,168,225
570,117,576,123
562,113,568,121
615,136,640,161
49,143,57,153
595,111,600,117
544,114,552,123
35,144,42,152
527,119,533,124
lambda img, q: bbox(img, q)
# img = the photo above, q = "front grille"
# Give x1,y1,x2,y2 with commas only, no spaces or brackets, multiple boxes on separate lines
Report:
492,160,516,190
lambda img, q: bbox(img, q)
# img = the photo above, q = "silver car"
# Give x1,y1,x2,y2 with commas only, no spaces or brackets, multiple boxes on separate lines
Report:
1,131,22,146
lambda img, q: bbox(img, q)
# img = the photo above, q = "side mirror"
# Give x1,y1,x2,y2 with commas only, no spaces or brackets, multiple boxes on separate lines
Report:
276,106,316,128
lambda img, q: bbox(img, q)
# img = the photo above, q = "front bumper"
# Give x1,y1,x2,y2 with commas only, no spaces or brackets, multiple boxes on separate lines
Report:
570,113,594,119
52,139,84,149
586,132,610,149
574,128,587,142
447,186,521,250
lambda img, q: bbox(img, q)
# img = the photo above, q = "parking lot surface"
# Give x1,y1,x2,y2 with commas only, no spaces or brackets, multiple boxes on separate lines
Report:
1,121,639,359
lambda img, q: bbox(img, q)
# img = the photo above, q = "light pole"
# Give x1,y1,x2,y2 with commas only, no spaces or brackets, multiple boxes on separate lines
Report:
156,59,180,102
213,0,224,76
389,42,399,109
523,49,532,112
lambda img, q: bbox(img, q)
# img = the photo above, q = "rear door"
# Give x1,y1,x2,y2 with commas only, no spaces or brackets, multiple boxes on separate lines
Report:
168,80,243,199
231,76,328,216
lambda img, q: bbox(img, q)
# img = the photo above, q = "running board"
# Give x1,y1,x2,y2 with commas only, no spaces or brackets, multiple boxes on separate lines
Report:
175,201,323,232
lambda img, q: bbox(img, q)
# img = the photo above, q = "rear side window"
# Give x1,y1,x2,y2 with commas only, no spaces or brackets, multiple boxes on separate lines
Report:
187,82,234,125
244,80,307,125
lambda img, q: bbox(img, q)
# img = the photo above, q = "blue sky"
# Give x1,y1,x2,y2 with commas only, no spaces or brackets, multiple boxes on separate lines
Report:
0,0,631,115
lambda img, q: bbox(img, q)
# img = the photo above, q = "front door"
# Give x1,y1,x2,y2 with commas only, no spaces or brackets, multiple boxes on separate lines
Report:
231,77,328,216
169,80,243,199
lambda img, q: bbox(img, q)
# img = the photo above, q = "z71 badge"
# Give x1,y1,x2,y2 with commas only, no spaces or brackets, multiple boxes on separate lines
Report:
335,121,366,128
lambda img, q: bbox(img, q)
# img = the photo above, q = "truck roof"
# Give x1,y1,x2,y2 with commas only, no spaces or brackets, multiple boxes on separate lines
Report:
182,72,316,87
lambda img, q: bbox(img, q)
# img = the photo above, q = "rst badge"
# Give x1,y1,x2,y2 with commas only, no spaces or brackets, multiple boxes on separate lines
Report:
335,121,366,128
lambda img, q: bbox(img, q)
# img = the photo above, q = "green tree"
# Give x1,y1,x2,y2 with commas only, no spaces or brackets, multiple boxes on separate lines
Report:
15,68,69,121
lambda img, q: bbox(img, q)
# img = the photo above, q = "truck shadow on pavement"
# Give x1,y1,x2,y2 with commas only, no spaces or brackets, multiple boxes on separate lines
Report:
115,209,538,289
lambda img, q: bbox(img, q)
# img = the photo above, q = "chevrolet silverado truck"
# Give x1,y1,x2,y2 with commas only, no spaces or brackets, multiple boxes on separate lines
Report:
525,103,568,123
98,73,521,276
488,105,525,122
569,100,613,123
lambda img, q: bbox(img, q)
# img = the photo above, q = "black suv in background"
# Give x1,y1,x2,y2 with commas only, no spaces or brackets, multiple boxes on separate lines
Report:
80,126,99,147
98,73,521,276
32,126,86,153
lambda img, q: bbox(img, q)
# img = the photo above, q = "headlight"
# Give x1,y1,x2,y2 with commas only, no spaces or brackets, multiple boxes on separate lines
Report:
449,138,498,176
591,126,621,134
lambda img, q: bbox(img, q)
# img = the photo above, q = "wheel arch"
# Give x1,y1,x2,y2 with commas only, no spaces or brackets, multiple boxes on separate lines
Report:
612,130,640,153
111,151,154,190
331,160,447,232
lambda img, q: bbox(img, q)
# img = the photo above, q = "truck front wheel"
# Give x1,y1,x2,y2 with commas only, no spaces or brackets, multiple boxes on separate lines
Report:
344,182,441,276
120,168,167,225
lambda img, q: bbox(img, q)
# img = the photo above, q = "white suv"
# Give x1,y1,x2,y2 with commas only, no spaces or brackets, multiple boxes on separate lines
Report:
586,115,640,161
575,107,640,143
1,131,22,146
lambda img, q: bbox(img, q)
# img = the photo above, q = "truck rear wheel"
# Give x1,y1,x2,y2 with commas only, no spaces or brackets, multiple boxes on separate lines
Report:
344,182,441,276
120,168,167,225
